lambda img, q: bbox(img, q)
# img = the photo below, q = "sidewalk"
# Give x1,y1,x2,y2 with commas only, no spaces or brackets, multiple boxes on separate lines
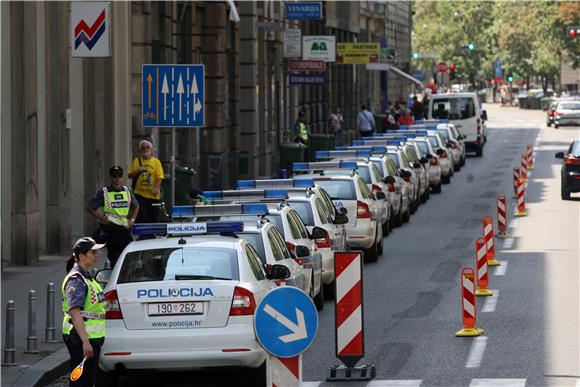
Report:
1,255,70,386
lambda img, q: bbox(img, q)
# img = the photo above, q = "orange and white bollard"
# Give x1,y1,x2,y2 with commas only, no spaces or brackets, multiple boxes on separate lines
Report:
514,178,527,217
520,154,528,182
513,167,520,199
475,238,493,297
483,216,501,266
526,144,535,170
497,195,508,238
456,267,485,337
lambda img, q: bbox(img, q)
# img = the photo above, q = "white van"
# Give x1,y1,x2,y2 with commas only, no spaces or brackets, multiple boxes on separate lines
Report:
428,92,487,157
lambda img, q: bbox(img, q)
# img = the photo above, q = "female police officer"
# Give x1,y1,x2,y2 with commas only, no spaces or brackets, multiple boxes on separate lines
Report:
62,237,106,386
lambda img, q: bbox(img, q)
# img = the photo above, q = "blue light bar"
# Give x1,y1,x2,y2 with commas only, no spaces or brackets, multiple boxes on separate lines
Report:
315,150,372,160
399,125,409,129
170,203,269,218
293,161,359,171
416,119,448,124
339,161,358,169
293,162,309,171
235,180,256,189
415,130,428,136
371,146,388,153
352,140,365,146
426,124,438,129
206,222,244,233
131,223,167,236
241,203,268,214
265,189,289,199
131,221,244,236
315,150,331,158
293,179,315,188
203,189,288,200
335,146,348,150
203,191,223,199
387,140,402,146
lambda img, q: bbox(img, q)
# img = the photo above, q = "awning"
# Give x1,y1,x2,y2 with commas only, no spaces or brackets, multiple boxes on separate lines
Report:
366,63,423,87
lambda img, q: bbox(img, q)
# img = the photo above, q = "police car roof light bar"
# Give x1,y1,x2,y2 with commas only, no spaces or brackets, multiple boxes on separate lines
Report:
203,189,289,200
170,203,269,218
131,221,245,236
315,150,372,160
292,161,359,171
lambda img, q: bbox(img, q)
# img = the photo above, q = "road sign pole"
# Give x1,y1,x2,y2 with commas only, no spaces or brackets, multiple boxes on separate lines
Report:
270,354,301,387
171,127,176,209
328,252,375,381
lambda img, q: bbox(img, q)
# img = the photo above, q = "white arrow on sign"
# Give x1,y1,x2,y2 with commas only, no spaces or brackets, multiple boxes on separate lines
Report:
263,304,307,343
191,74,199,121
161,75,169,120
176,74,184,122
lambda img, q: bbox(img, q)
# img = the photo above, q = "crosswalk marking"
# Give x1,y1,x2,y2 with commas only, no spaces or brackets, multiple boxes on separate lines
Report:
469,379,526,387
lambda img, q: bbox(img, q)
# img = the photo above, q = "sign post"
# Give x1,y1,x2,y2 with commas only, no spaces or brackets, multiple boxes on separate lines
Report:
328,252,376,381
255,287,318,387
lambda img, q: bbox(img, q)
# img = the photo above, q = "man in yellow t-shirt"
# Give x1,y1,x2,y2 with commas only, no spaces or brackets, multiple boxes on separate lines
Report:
128,140,165,223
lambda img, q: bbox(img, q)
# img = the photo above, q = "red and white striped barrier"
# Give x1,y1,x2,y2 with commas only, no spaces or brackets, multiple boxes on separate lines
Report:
271,356,301,387
456,267,484,337
513,167,520,199
475,238,493,296
520,154,528,182
497,195,508,238
335,252,363,365
527,144,535,170
514,178,527,217
483,216,500,266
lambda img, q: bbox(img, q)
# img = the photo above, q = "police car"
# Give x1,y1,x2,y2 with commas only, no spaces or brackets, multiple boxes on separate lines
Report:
410,131,453,184
437,123,466,169
293,164,383,262
96,221,290,385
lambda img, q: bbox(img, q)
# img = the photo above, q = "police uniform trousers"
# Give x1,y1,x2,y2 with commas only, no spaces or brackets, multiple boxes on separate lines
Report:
96,224,132,267
135,193,159,224
64,329,104,387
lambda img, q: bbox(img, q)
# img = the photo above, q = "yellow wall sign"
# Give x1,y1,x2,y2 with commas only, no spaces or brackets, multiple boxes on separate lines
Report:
336,43,380,64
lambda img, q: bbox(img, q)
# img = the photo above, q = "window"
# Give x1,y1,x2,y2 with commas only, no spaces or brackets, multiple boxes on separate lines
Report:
388,153,400,168
370,164,383,181
117,247,240,284
356,166,372,184
285,210,302,239
432,98,476,120
288,210,309,239
316,188,337,218
428,136,439,148
314,180,356,200
372,160,385,176
271,227,293,260
415,140,430,155
400,152,411,168
287,201,315,226
238,233,266,263
405,147,418,161
571,140,580,156
559,103,580,110
315,198,332,224
356,177,371,199
267,229,285,262
245,244,266,280
437,129,450,140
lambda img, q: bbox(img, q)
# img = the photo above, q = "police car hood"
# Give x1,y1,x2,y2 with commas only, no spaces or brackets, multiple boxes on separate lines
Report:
116,280,235,330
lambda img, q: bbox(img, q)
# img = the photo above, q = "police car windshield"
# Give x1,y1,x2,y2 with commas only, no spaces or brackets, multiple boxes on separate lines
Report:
437,129,450,140
415,140,429,154
117,247,239,284
313,180,356,200
287,201,314,226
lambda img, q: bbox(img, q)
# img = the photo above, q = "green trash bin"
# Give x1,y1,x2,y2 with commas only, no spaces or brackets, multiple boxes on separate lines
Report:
308,134,335,160
160,165,196,209
280,142,307,174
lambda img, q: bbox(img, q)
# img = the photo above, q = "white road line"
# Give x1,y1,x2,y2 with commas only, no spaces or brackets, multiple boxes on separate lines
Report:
367,380,423,386
495,261,508,276
576,378,580,387
503,237,514,249
469,379,526,387
481,290,499,313
508,218,518,229
466,336,488,369
302,383,321,387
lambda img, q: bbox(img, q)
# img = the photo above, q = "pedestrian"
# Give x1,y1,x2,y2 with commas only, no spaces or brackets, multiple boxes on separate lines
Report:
411,96,423,120
62,237,106,387
328,107,344,145
190,188,211,205
393,101,402,121
381,108,398,131
356,104,375,138
86,166,139,267
128,140,165,223
294,111,308,145
397,108,414,126
421,95,430,118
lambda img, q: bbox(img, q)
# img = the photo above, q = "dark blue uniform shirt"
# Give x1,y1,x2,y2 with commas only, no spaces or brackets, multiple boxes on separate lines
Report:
64,264,93,311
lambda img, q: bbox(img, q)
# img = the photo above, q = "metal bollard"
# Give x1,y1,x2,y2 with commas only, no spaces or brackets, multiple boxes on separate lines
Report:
45,283,57,343
25,290,39,354
2,300,17,366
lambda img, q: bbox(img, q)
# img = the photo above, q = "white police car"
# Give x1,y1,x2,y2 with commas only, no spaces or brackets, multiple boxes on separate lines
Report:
96,221,290,385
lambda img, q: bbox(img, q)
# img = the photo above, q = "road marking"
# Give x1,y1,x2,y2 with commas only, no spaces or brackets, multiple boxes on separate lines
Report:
576,378,580,387
481,290,499,312
466,336,488,369
367,380,424,386
495,261,508,275
503,237,514,249
508,219,518,229
469,379,526,387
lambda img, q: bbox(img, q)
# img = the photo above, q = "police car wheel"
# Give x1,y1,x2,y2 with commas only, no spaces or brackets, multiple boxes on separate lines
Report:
382,220,390,236
95,367,119,387
432,182,442,193
314,281,324,311
402,209,410,223
323,281,335,300
364,242,378,263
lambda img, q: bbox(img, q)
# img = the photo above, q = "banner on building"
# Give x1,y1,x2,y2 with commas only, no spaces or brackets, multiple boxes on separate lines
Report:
285,2,323,20
289,73,325,85
71,2,110,57
336,43,380,64
284,29,302,58
302,36,336,62
288,60,325,72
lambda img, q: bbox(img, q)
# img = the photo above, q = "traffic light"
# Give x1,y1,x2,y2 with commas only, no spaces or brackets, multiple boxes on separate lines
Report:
412,52,419,60
507,75,513,82
467,43,475,51
567,26,580,38
450,64,456,80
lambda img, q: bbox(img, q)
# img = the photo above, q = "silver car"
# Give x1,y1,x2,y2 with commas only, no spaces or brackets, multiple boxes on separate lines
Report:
554,101,580,128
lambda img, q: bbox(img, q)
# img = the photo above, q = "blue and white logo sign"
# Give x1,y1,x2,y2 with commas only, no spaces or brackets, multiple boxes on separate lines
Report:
254,287,318,358
285,2,323,20
142,64,205,127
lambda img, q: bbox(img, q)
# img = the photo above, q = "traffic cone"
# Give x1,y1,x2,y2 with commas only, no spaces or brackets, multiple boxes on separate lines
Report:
475,238,493,297
483,216,500,266
513,167,520,199
514,178,527,217
520,154,528,182
496,195,508,239
456,267,485,337
527,144,535,170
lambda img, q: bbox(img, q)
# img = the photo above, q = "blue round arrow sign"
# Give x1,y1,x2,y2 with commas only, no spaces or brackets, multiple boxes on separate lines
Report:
254,287,318,358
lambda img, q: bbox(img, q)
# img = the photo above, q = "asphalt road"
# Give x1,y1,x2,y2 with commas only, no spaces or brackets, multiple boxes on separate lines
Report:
48,105,579,387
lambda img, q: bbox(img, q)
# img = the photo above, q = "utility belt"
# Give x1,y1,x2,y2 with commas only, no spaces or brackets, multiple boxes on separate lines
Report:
64,311,105,321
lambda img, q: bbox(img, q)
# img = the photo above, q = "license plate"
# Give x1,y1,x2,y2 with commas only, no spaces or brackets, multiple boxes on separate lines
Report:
148,302,204,316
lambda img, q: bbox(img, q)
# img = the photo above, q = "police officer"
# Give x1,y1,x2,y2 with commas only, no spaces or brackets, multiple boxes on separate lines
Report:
86,166,139,267
62,237,106,387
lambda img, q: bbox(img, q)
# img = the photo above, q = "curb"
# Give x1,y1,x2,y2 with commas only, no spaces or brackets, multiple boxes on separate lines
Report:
12,347,68,387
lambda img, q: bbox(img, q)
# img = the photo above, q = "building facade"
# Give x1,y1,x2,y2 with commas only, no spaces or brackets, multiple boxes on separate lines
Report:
1,1,414,267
